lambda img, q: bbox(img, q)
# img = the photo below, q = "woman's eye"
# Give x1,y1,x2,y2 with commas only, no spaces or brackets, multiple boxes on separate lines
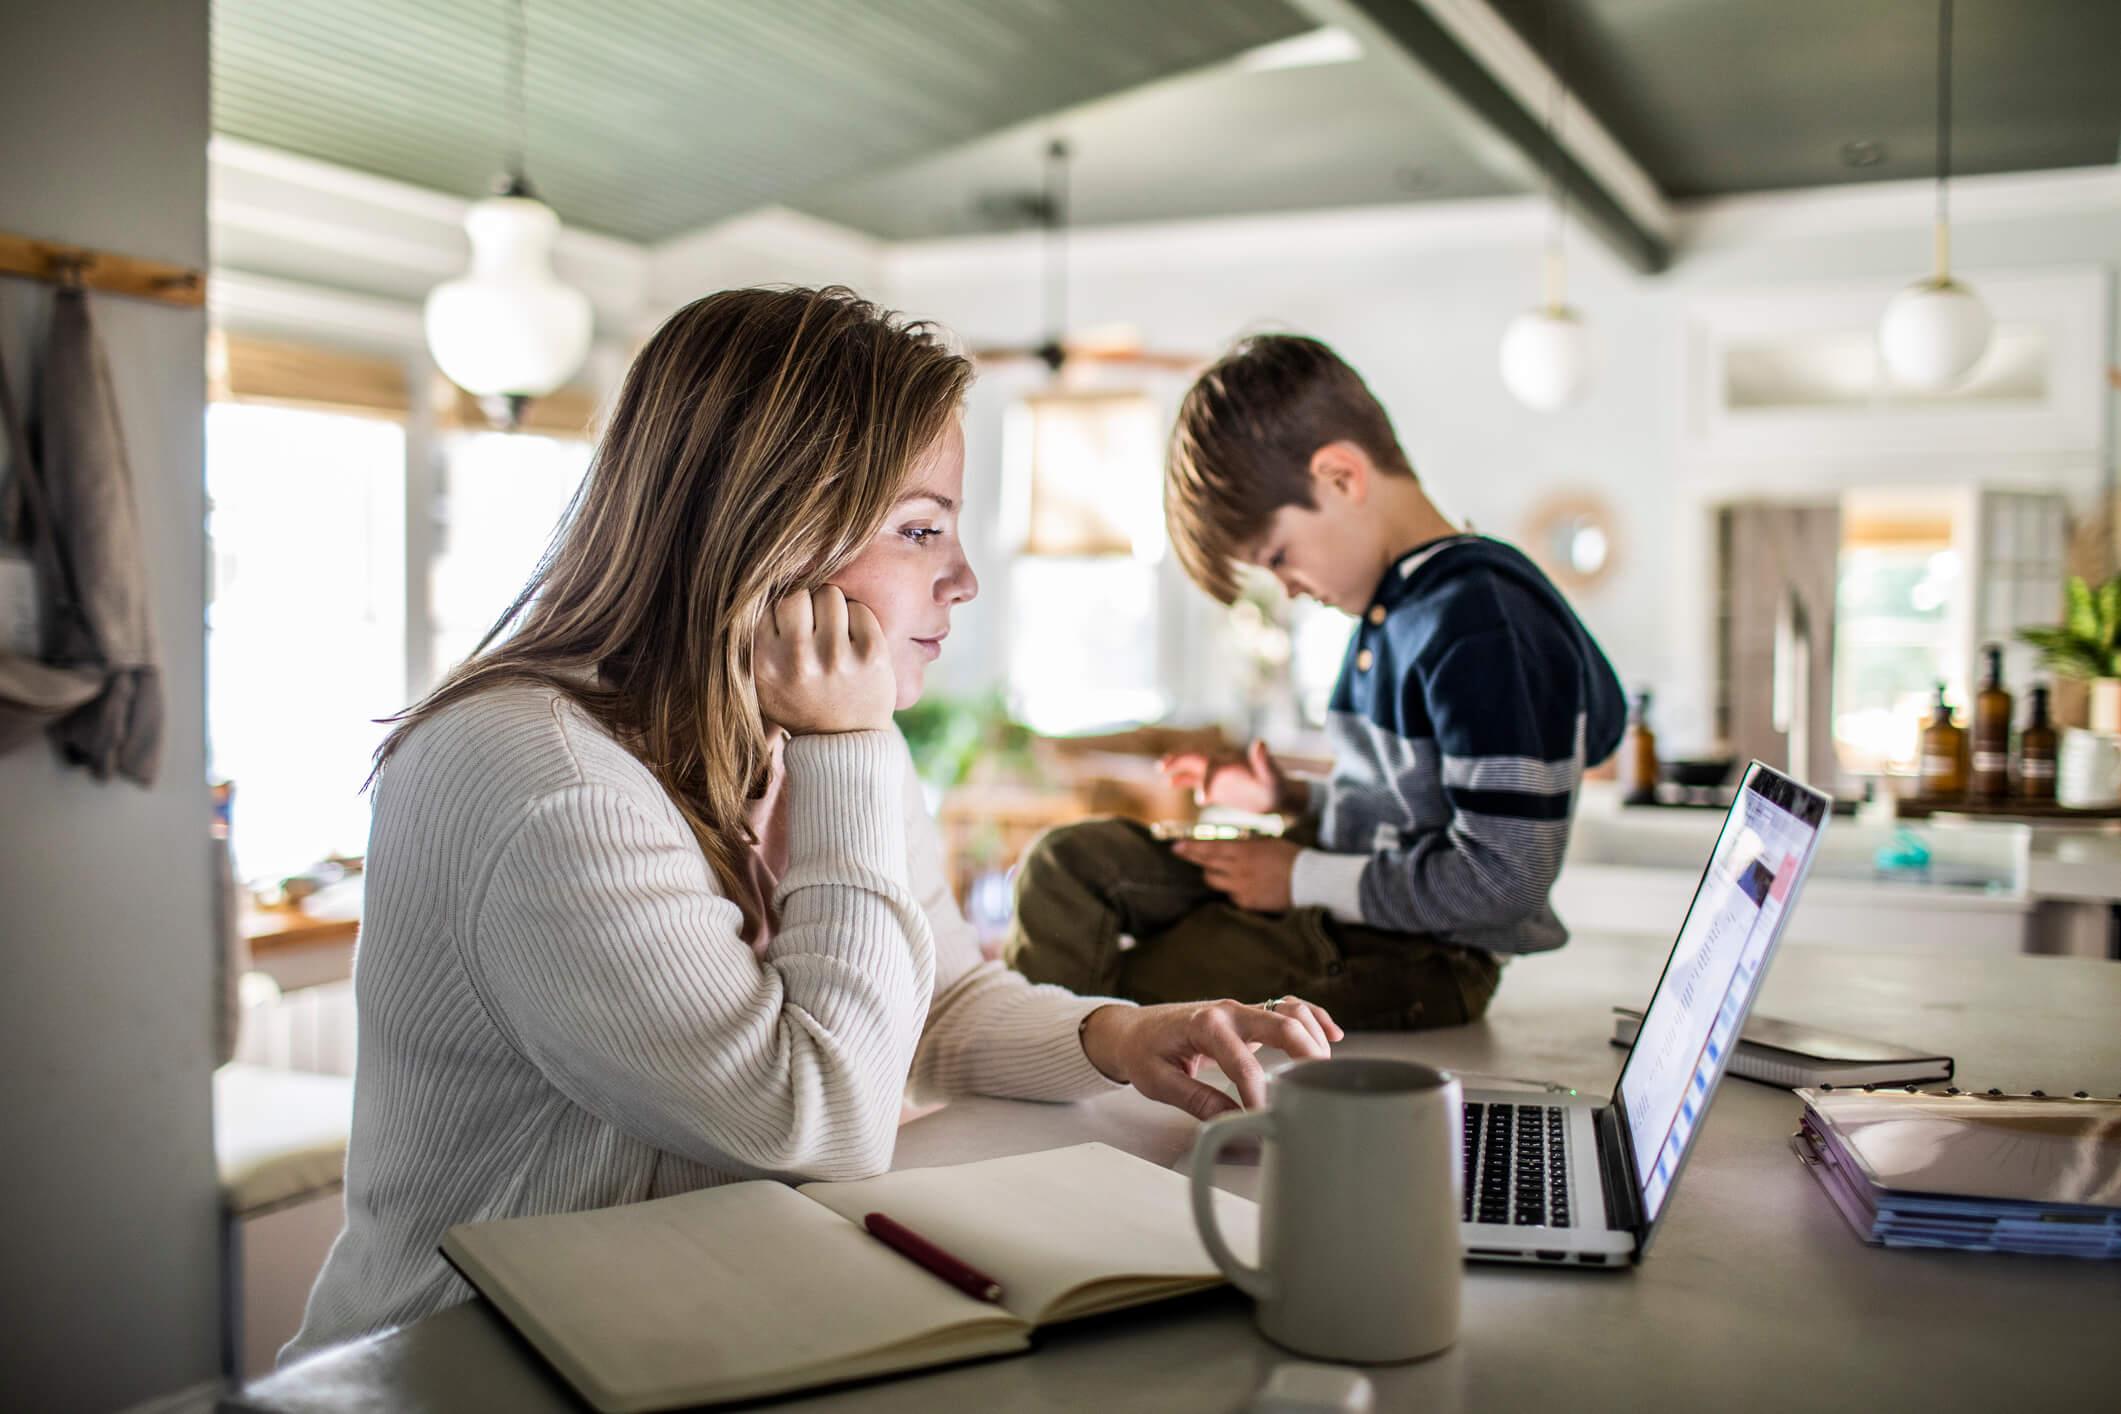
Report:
1267,550,1285,571
900,526,942,546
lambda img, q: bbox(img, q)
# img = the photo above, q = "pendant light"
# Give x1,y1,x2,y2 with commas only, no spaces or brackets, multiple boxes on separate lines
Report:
1500,0,1593,412
424,0,592,430
1878,0,1991,391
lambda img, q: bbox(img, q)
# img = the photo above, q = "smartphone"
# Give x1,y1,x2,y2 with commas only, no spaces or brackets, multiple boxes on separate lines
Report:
1149,821,1267,842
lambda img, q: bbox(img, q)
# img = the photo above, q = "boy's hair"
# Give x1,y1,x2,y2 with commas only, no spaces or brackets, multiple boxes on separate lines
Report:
1165,334,1413,604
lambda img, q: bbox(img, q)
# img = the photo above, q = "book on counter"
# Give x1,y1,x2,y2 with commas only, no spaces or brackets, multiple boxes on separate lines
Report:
439,1141,1255,1413
1791,1087,2121,1260
1612,1006,1953,1090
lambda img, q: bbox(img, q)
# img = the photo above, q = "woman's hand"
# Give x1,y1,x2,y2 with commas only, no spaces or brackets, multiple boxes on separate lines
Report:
753,586,896,735
1158,739,1299,816
1080,997,1343,1119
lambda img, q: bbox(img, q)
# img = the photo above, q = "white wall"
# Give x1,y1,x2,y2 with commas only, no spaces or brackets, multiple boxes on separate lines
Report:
0,1,222,1409
885,170,2121,752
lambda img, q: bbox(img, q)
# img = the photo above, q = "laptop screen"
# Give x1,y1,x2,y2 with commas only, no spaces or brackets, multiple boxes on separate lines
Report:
1612,763,1830,1228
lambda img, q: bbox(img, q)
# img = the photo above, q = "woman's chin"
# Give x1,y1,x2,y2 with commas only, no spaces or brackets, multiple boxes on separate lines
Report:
894,664,926,712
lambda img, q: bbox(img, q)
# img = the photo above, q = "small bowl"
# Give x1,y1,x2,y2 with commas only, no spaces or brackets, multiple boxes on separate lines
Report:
1661,757,1736,790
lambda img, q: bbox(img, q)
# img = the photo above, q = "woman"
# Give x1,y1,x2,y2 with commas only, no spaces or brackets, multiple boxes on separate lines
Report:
286,287,1340,1360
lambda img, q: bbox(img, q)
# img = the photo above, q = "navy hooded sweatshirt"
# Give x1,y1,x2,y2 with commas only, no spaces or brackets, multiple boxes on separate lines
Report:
1287,535,1626,956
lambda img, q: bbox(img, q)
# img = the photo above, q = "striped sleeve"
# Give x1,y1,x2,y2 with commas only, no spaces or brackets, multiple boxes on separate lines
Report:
1356,626,1586,938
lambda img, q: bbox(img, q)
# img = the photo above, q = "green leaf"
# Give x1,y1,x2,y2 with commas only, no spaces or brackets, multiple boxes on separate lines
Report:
2066,576,2099,641
2100,577,2121,647
2018,627,2108,681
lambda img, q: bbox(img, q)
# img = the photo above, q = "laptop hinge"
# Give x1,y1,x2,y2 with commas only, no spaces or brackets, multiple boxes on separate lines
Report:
1594,1105,1647,1238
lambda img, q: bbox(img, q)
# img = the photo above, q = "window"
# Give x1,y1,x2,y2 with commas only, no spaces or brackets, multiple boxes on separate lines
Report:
1833,539,1959,774
429,429,592,678
1831,489,2066,776
206,403,405,885
1001,392,1167,735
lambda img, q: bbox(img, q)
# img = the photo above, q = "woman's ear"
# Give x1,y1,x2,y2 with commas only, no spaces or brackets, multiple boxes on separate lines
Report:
1308,440,1371,505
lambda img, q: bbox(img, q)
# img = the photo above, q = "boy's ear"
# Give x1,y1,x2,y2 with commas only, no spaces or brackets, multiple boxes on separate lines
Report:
1307,440,1370,505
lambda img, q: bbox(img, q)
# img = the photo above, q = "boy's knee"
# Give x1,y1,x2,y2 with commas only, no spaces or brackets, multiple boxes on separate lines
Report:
1016,816,1157,893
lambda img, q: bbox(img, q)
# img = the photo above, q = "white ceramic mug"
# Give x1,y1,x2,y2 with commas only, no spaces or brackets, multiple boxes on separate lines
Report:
2058,727,2121,807
1189,1057,1463,1364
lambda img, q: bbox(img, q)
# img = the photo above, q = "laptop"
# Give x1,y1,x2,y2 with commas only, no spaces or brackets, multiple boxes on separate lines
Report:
1459,760,1832,1267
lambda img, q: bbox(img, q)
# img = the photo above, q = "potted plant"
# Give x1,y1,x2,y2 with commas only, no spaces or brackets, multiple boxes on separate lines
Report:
2018,574,2121,731
2019,574,2121,806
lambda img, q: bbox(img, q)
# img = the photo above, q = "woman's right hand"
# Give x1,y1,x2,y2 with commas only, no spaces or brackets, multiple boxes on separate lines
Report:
1159,739,1295,815
753,586,896,736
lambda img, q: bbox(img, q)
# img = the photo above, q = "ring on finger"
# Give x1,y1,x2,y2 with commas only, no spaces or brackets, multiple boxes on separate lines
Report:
1255,995,1291,1011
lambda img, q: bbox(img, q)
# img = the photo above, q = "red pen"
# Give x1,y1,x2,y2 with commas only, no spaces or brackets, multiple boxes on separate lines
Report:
863,1212,1004,1303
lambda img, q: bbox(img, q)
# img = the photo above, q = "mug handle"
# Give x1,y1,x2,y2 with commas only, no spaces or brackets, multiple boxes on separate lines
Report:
1189,1110,1276,1302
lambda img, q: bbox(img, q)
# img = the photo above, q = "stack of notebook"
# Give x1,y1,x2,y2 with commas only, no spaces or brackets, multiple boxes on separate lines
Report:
1792,1087,2121,1259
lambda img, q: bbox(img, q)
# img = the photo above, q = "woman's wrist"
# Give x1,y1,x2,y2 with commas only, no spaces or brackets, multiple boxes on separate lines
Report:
1078,1004,1131,1084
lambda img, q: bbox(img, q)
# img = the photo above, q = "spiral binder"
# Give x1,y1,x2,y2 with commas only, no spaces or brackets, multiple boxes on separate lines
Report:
1791,1087,2121,1259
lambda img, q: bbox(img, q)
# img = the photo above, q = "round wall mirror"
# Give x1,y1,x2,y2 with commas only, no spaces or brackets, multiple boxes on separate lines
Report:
1523,492,1622,594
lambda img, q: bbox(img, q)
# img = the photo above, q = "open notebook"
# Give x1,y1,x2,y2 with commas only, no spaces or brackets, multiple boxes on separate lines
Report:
440,1142,1257,1412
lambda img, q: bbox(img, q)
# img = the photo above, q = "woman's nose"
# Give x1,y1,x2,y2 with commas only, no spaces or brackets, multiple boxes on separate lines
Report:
941,551,978,605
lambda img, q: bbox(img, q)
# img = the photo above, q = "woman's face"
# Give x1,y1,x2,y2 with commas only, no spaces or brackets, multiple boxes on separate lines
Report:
829,418,978,710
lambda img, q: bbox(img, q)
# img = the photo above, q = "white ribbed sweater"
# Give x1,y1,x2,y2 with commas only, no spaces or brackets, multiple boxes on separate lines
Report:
285,685,1122,1362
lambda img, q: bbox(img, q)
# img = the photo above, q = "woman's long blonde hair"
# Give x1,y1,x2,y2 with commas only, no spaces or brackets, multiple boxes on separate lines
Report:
373,286,971,900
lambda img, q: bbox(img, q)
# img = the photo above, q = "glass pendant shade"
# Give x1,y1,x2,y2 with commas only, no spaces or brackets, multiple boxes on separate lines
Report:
424,195,592,400
1878,276,1992,391
1499,306,1593,412
1877,0,1989,393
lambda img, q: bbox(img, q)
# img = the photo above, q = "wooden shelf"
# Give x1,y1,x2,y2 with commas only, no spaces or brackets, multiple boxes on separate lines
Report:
240,904,358,955
0,231,205,307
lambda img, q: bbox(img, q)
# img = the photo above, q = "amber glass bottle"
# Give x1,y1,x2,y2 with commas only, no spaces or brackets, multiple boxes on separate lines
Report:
1969,645,2013,801
1919,682,1967,798
2018,684,2057,802
1618,691,1659,804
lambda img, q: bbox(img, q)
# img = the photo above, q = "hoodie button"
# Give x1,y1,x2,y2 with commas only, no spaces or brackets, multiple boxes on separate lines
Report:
1367,605,1386,625
1355,649,1374,672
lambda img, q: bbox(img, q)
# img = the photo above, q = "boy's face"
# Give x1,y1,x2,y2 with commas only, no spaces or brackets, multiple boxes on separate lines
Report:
1241,445,1386,615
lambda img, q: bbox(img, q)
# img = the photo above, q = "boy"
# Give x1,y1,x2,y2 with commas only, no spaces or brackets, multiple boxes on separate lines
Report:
1003,334,1625,1030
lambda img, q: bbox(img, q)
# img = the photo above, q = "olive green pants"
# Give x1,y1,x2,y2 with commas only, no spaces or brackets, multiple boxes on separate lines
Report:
1001,818,1502,1032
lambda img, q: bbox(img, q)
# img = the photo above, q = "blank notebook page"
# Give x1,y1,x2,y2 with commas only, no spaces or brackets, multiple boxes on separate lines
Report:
800,1141,1258,1324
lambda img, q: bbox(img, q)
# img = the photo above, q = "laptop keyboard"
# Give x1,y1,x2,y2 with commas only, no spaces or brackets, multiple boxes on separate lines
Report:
1463,1101,1573,1228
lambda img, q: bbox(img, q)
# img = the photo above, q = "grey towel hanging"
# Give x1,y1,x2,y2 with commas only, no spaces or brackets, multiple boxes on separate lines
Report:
0,288,165,782
0,326,100,752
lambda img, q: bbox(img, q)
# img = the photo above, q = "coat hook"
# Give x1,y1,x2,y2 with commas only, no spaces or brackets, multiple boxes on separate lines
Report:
47,252,90,290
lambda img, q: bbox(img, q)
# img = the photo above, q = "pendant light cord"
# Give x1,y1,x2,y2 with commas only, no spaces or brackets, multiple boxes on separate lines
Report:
1934,0,1953,282
1043,139,1070,350
505,0,529,192
1542,0,1568,312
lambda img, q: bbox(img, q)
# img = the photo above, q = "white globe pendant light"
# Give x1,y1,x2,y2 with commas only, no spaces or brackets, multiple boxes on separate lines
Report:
424,0,591,428
1501,0,1594,412
1501,254,1594,412
1878,0,1991,391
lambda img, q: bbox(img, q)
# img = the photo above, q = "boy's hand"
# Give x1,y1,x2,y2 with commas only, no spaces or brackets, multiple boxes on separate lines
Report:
1159,740,1299,816
1171,837,1302,913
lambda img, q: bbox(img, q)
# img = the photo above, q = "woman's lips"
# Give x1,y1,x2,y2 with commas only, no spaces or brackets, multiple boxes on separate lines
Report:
912,634,946,660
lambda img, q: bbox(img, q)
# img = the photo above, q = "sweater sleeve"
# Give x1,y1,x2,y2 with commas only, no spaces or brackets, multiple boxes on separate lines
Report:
901,753,1126,1104
1353,626,1586,938
465,730,934,1182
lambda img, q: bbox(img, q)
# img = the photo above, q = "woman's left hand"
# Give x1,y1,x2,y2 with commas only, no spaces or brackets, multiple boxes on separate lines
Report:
1079,997,1343,1120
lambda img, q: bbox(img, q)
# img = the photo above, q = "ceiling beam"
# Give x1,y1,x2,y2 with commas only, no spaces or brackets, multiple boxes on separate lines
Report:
1299,0,1675,274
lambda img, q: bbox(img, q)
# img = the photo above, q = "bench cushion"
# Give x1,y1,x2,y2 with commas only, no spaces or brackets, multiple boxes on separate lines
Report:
214,1063,354,1216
